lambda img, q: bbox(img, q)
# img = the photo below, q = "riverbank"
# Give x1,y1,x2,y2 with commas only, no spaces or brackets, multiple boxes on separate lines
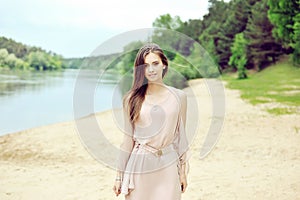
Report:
0,78,299,199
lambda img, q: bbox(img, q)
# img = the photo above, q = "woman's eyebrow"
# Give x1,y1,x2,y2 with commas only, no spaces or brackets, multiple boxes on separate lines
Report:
144,60,159,64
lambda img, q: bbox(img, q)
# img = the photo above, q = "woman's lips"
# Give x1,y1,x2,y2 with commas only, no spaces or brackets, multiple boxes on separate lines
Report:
148,73,157,78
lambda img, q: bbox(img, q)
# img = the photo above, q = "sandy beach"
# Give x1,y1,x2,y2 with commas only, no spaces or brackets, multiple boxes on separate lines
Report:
1,78,299,200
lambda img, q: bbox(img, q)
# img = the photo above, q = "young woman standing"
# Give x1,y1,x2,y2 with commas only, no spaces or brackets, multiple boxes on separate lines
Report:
113,43,189,200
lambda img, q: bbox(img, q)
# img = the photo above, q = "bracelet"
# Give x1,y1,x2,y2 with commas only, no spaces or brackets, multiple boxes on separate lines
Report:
115,177,122,181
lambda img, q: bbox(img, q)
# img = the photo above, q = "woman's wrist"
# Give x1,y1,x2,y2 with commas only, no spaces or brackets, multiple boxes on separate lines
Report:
180,161,187,166
116,171,123,182
180,163,187,177
180,172,187,178
115,174,123,181
115,177,122,182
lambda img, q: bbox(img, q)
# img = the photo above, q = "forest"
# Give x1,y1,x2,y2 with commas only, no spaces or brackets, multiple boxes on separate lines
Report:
0,0,299,81
142,0,300,79
0,37,66,71
104,0,300,83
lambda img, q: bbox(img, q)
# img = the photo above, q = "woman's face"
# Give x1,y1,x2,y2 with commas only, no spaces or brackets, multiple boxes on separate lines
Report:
144,52,164,83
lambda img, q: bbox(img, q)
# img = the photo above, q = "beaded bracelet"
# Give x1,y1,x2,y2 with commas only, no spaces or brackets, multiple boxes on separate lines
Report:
115,177,122,181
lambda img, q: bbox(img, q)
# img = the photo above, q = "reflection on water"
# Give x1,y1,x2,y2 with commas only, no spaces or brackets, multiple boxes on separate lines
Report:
0,69,122,136
0,70,64,96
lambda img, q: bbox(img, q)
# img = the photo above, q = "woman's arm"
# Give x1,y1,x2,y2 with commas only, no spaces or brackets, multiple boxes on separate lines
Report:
178,89,188,169
117,101,135,169
113,132,135,196
113,106,135,196
179,90,188,192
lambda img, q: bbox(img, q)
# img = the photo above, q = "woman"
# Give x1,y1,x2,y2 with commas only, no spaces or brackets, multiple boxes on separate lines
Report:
113,43,189,200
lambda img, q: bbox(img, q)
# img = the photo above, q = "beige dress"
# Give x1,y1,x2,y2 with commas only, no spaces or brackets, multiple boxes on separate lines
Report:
117,86,188,200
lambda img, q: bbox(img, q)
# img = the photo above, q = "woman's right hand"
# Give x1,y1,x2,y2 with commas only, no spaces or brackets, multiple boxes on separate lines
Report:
113,180,122,196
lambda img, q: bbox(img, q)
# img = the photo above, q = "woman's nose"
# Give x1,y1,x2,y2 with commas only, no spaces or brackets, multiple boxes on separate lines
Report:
148,65,154,72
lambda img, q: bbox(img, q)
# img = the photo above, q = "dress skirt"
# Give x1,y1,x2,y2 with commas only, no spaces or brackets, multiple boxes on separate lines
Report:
124,162,181,200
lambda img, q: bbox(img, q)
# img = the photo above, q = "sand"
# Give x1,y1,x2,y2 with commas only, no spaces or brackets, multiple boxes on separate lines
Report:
0,78,299,200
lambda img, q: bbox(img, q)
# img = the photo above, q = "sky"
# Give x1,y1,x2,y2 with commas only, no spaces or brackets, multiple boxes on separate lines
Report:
1,0,216,58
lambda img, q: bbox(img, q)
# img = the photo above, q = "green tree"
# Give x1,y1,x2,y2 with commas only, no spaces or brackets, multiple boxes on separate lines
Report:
229,33,248,79
0,48,28,70
0,36,65,71
171,53,198,79
152,14,195,57
0,48,9,68
26,51,47,70
292,12,300,65
26,51,65,70
268,0,300,65
6,53,19,69
48,54,64,70
0,37,28,58
199,21,220,65
217,0,251,68
152,14,183,30
198,0,231,68
118,41,144,74
177,19,203,42
244,0,282,70
267,0,300,48
187,42,220,78
204,0,230,29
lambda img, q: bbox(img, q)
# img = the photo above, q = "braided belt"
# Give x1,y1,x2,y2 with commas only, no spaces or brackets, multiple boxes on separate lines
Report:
136,143,175,157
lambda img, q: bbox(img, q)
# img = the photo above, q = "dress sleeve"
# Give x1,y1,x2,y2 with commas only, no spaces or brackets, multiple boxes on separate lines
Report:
174,90,189,165
116,106,135,173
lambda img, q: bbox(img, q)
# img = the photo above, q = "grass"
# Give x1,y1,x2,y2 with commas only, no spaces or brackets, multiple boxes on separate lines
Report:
267,107,297,115
222,59,300,115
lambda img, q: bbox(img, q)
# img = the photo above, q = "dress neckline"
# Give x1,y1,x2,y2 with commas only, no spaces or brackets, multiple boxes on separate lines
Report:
144,86,172,106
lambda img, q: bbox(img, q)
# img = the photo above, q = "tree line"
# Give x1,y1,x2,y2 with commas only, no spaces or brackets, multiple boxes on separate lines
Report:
0,37,65,70
1,0,299,78
151,0,300,78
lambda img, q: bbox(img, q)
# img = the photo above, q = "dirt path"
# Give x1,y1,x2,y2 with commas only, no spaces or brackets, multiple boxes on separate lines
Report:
184,79,300,199
0,79,299,200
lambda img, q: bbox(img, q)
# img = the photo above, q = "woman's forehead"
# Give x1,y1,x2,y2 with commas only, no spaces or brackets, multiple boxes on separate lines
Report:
144,52,161,64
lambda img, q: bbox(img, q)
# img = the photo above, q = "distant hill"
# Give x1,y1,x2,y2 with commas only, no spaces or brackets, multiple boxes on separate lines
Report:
0,36,65,70
63,53,121,70
0,36,125,71
0,36,58,59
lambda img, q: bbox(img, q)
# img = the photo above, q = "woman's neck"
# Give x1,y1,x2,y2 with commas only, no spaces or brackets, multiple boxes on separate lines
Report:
146,82,166,95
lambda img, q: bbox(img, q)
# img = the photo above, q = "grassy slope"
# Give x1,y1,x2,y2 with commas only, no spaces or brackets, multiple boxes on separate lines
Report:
222,60,300,115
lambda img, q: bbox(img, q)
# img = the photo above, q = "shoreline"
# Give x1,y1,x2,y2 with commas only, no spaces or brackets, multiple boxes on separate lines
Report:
1,79,300,199
0,108,115,137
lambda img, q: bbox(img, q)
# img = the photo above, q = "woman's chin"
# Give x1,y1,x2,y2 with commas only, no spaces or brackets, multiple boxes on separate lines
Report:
147,78,161,84
146,75,164,84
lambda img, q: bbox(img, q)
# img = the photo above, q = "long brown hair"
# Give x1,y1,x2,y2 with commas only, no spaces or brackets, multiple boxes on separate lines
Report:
124,43,168,128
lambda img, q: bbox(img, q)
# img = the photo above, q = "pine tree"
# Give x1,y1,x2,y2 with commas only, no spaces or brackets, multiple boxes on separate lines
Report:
177,19,203,43
292,12,300,65
217,0,251,68
244,0,282,70
199,0,230,67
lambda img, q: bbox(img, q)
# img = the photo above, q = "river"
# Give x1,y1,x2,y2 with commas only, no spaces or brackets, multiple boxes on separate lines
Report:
0,69,124,136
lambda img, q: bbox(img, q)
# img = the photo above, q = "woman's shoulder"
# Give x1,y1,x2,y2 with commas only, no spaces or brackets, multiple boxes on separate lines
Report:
166,85,187,99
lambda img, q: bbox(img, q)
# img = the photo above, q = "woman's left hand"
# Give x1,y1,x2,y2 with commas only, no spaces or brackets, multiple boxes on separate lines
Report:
180,174,187,193
113,180,122,196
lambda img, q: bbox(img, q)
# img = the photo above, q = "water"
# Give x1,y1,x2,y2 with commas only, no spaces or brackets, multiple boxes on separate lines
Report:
0,69,123,136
